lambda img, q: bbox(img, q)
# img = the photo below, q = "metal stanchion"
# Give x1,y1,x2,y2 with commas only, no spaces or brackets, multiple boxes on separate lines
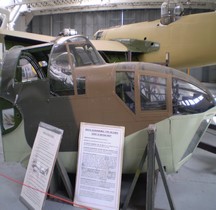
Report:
121,124,175,210
146,125,156,210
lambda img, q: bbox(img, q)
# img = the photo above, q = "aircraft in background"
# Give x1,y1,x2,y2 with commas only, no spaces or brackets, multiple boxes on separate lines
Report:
0,0,215,70
0,10,216,71
0,35,215,174
94,11,216,69
1,11,216,71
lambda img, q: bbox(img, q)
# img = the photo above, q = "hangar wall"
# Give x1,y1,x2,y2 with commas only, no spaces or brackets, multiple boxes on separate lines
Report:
27,8,210,38
27,9,161,38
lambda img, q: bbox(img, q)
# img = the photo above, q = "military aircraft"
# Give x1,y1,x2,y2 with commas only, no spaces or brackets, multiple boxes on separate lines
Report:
1,10,216,71
94,11,216,69
0,34,216,174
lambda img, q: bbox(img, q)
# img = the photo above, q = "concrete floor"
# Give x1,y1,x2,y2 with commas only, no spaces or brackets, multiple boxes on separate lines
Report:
155,128,216,210
0,128,216,210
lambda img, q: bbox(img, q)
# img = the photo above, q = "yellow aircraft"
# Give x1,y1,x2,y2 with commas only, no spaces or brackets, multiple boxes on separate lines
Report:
94,11,216,69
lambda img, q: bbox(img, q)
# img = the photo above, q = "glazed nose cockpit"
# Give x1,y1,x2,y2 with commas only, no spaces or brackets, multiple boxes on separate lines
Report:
115,63,215,115
172,78,214,114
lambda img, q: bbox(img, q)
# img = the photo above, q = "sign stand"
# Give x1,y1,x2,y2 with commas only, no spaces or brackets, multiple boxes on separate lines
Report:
122,124,175,210
20,122,64,210
49,156,73,200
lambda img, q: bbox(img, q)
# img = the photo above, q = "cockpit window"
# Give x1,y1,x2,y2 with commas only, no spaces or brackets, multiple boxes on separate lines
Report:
49,47,74,95
172,78,214,114
115,72,167,112
69,44,102,67
140,75,167,111
116,71,135,113
49,36,105,96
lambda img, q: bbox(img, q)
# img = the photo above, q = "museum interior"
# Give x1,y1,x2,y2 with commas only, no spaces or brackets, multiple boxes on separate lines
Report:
0,0,216,210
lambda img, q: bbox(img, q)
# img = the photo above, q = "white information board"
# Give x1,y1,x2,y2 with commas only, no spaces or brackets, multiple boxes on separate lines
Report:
74,122,125,210
20,122,63,210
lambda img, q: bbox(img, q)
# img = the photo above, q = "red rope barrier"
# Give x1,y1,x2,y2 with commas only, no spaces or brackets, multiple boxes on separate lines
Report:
0,172,92,210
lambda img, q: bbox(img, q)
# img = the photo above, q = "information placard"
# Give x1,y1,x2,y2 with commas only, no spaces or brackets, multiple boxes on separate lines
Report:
74,122,125,210
20,122,63,210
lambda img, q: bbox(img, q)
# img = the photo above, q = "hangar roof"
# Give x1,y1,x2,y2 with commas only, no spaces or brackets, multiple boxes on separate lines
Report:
3,0,216,16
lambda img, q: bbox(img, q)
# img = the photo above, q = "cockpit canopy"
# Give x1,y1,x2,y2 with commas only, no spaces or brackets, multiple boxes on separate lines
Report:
49,35,105,68
160,0,184,25
48,36,105,95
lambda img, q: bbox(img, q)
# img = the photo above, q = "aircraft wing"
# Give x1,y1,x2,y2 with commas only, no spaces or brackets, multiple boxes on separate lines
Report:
0,28,159,54
0,30,129,52
91,40,128,52
91,39,159,53
0,29,54,49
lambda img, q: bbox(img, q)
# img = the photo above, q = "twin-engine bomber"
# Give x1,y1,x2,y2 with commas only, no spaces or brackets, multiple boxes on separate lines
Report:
94,12,216,69
0,35,216,174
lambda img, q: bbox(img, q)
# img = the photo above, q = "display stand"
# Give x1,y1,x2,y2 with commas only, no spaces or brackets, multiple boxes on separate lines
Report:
122,124,175,210
49,156,73,200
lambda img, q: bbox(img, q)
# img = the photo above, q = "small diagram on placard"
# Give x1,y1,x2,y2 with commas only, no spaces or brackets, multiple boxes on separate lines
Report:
32,159,49,176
